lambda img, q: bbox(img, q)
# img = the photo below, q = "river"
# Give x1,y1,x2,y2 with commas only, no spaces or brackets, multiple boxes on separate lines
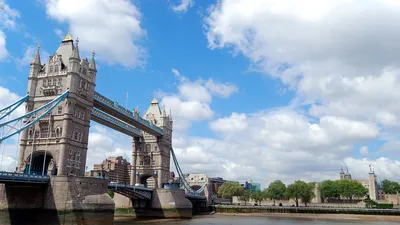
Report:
1,212,399,225
115,215,400,225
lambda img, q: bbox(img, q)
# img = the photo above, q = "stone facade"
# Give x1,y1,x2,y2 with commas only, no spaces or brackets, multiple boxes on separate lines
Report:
130,99,173,189
18,32,97,177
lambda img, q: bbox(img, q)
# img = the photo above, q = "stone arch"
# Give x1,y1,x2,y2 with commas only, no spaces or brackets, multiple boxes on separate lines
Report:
139,174,157,189
190,185,202,191
24,151,55,175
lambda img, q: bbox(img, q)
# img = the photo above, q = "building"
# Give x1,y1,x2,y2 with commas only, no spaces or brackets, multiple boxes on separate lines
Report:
241,181,261,192
88,156,130,184
339,166,380,200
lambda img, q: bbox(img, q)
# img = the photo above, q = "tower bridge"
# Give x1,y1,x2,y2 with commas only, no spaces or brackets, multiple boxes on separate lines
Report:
0,31,207,221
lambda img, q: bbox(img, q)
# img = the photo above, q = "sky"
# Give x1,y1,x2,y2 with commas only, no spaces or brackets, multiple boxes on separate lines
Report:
1,0,400,189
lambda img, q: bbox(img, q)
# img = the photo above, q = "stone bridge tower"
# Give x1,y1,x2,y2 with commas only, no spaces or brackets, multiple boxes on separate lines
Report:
18,31,97,176
131,99,173,189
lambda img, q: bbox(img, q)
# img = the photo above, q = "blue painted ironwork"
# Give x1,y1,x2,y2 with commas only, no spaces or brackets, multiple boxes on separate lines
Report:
0,171,49,184
0,90,69,142
93,92,164,136
170,147,207,195
108,183,153,200
185,194,207,200
91,108,142,137
0,94,29,121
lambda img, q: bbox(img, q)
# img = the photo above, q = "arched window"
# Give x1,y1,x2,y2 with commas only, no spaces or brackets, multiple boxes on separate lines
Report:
154,146,158,151
55,127,61,138
43,79,48,87
55,65,59,72
49,66,53,73
145,144,151,152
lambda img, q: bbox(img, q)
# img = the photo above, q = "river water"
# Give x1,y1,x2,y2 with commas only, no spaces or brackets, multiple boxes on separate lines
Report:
115,215,400,225
1,212,399,225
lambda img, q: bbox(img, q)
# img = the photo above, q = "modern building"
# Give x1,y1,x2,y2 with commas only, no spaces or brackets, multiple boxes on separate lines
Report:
88,156,130,184
241,181,261,192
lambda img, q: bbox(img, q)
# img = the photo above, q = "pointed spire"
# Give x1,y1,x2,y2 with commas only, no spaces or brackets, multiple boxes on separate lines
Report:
169,109,173,120
89,50,97,72
340,166,344,174
62,29,73,42
161,105,167,117
135,105,139,115
151,97,158,104
31,44,41,65
70,37,80,60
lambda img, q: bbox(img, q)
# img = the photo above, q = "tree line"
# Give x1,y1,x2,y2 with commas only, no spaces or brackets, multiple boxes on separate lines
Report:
218,179,370,207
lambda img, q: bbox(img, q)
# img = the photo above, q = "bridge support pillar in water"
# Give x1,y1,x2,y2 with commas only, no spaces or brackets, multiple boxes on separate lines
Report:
115,189,193,219
0,176,115,225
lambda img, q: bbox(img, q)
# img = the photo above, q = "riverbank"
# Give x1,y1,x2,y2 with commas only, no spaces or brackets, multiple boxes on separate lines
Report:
216,212,400,222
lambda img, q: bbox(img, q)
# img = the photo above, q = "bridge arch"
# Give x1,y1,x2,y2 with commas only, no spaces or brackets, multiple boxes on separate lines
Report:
139,174,157,189
24,151,55,175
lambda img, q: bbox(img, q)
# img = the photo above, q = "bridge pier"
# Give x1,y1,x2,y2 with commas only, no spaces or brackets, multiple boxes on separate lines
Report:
0,176,114,225
114,189,193,219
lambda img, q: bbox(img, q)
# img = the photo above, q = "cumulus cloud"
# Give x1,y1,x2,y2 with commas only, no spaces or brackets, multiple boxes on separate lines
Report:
45,0,146,68
171,0,194,13
199,0,400,185
14,45,50,68
160,68,237,131
0,0,20,61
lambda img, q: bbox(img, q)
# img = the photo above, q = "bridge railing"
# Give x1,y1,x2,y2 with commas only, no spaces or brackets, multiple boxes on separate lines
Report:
93,92,163,135
0,172,50,183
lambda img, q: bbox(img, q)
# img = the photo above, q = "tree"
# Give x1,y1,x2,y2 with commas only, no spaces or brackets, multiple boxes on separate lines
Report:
286,180,315,207
382,179,400,195
251,190,265,205
266,180,286,205
218,181,244,199
238,190,251,205
336,179,367,200
319,180,340,201
107,190,114,198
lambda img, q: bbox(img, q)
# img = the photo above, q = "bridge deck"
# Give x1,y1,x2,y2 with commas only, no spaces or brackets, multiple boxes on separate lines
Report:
93,92,163,137
108,183,153,200
0,172,50,184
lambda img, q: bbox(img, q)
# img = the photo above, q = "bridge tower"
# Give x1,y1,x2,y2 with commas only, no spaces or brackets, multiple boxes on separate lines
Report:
18,31,97,176
131,99,173,189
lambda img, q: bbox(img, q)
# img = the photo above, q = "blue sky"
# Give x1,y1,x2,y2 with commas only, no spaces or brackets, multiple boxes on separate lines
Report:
1,0,400,187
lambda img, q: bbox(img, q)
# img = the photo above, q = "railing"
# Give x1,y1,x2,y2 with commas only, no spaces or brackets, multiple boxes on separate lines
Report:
0,172,50,183
91,108,142,137
108,183,153,199
93,92,164,135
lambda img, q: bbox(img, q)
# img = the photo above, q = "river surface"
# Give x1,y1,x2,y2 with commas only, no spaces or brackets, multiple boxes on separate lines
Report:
1,212,400,225
115,215,400,225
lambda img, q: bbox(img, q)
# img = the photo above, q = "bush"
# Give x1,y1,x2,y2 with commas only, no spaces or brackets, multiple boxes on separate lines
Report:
364,200,393,209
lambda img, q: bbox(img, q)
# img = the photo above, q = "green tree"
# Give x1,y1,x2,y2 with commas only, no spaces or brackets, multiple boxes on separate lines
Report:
266,180,287,205
336,179,367,200
251,190,265,205
319,180,340,201
218,181,244,199
286,180,315,207
382,179,400,194
107,190,114,198
238,190,251,205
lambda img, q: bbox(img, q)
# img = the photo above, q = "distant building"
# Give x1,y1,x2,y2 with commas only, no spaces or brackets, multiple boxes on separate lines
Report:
241,181,261,192
339,166,380,200
88,156,130,184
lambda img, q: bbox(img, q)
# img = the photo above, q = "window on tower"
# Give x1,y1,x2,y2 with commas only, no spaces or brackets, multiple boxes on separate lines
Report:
49,66,53,73
55,65,59,72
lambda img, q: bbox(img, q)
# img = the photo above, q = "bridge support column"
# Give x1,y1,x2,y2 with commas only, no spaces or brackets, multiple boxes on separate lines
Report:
130,137,139,185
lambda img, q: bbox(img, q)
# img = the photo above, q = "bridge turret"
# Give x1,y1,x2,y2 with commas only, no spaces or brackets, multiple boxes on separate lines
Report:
89,50,97,83
27,44,41,96
68,38,80,74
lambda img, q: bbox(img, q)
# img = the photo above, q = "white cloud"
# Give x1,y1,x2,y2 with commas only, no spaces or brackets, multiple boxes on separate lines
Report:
171,0,194,13
360,146,369,156
160,69,237,131
0,0,20,61
209,113,248,134
0,30,7,61
0,0,20,29
45,0,146,68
